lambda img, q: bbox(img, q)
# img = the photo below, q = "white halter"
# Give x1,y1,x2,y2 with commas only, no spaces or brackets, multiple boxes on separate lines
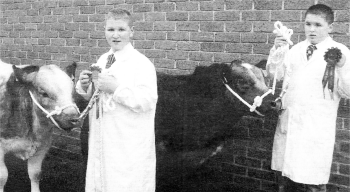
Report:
222,77,273,117
29,91,80,130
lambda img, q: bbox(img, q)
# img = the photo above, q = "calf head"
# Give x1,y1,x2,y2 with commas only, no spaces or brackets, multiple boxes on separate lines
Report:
12,64,80,131
222,59,276,115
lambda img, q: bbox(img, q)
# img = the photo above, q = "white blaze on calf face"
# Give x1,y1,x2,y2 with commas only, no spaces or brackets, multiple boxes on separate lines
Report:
34,65,74,108
231,62,269,101
243,63,268,92
241,63,253,69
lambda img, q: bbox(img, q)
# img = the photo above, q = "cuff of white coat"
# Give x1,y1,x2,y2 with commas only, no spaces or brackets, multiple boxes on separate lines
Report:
112,85,133,109
112,84,128,99
336,59,350,80
270,45,277,52
76,81,93,100
112,85,153,113
336,62,350,98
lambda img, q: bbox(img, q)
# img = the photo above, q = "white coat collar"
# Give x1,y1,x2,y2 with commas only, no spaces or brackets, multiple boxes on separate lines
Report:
107,43,134,62
304,37,332,62
307,36,332,49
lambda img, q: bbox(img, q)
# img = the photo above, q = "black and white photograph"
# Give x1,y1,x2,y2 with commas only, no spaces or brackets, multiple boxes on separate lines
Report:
0,0,349,191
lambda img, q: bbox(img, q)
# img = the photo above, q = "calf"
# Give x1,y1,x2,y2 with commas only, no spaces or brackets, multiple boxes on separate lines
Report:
155,59,277,189
0,61,80,192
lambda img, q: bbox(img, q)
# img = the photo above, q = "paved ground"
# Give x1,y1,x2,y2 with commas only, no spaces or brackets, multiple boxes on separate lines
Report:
4,153,257,192
4,154,86,192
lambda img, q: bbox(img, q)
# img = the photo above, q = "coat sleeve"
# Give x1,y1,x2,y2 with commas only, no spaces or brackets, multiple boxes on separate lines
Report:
336,46,350,99
281,47,293,95
112,57,158,113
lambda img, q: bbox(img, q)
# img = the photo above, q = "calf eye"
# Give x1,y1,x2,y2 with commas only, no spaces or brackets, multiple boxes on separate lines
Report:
38,88,49,98
41,92,49,98
237,79,253,86
237,79,244,84
236,78,255,88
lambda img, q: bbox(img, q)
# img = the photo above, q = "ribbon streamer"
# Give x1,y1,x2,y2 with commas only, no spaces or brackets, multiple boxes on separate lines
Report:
322,47,342,99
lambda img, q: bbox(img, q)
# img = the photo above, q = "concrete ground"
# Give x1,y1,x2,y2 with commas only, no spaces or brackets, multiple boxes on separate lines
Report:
4,153,85,192
4,153,257,192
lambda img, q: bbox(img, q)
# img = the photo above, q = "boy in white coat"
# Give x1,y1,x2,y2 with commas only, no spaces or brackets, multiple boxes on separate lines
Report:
271,4,350,192
76,9,158,192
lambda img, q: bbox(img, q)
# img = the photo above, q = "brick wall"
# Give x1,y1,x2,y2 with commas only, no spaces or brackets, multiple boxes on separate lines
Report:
0,0,349,191
205,98,350,191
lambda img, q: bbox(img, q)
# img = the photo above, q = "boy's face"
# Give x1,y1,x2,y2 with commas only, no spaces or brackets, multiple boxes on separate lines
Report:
304,13,333,44
105,18,133,52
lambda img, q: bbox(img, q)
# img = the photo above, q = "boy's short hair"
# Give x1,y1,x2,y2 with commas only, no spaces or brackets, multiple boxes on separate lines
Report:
105,9,133,27
305,4,334,24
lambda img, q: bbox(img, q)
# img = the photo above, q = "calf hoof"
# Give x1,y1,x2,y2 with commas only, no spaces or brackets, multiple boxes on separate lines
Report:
278,185,285,192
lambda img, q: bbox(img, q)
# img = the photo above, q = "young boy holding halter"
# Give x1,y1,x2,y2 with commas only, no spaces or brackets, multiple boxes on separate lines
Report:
270,4,350,192
76,9,158,192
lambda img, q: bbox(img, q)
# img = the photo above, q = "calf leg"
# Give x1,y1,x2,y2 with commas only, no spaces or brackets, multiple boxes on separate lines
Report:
27,148,48,192
0,149,8,192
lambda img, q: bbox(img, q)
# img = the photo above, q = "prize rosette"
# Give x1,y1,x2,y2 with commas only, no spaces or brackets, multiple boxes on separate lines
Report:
90,65,102,72
322,47,342,98
90,65,102,85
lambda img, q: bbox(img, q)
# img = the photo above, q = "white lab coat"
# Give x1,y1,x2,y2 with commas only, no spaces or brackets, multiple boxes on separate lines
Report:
76,43,158,192
271,37,350,185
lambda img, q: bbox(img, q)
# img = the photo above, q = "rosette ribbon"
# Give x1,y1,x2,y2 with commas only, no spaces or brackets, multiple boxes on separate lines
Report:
322,47,342,99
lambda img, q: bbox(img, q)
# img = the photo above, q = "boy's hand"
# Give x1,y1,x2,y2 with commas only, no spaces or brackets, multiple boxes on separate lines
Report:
79,70,92,92
275,35,289,48
97,72,119,94
337,54,346,68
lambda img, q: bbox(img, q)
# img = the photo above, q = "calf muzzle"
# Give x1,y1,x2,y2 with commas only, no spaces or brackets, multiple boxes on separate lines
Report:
270,99,282,111
69,118,81,126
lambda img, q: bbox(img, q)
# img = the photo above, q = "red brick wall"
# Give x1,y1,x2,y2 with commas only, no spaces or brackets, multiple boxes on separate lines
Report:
1,0,349,191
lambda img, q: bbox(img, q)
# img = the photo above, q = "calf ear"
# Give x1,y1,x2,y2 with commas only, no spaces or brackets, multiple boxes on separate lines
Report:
255,59,267,70
221,64,232,84
65,62,77,82
12,65,39,84
223,59,244,84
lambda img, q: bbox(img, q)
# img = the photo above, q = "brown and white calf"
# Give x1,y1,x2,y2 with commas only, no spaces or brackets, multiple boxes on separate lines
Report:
0,61,80,192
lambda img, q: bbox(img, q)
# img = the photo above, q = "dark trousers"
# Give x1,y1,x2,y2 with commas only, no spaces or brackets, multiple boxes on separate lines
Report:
277,172,327,192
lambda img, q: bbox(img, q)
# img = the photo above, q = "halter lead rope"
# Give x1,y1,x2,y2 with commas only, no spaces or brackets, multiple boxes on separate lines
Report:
29,91,80,131
269,21,294,95
222,77,273,117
